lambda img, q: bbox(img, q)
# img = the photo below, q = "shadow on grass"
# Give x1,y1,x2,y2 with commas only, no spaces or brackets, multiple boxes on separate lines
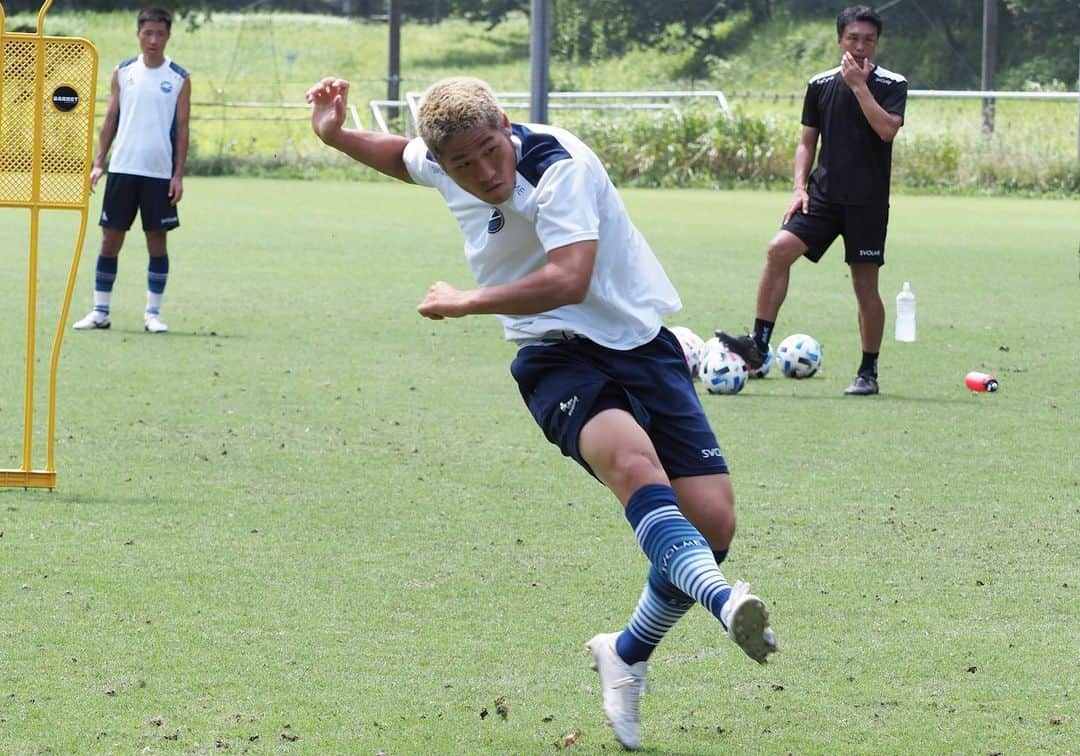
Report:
704,391,976,406
75,327,245,339
871,393,988,406
0,489,186,508
631,745,732,756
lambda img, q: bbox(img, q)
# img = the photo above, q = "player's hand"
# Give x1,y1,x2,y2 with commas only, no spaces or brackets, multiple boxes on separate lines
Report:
782,187,809,225
306,76,348,144
417,281,470,320
89,165,104,192
169,176,183,205
840,51,869,91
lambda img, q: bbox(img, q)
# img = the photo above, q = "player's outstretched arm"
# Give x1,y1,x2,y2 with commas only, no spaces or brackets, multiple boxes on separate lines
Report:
306,77,412,184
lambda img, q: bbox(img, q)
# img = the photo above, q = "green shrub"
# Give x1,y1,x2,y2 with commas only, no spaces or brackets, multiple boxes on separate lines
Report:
894,135,962,191
893,130,1080,198
561,106,791,189
181,102,1075,197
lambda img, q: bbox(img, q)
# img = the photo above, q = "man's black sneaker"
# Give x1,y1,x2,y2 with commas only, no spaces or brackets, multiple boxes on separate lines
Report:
714,331,766,370
843,374,880,395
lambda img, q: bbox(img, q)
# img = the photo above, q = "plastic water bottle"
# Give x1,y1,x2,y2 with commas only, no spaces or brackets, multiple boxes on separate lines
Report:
965,371,999,392
895,282,916,342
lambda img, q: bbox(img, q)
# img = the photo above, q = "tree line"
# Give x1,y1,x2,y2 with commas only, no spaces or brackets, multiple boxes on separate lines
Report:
6,0,1077,89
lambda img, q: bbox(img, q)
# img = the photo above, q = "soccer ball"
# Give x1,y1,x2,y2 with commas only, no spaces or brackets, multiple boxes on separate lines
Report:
701,336,722,359
700,347,748,394
748,343,774,379
776,333,822,379
669,326,706,377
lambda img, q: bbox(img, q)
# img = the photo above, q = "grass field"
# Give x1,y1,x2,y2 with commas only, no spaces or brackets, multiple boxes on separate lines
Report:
1,180,1077,753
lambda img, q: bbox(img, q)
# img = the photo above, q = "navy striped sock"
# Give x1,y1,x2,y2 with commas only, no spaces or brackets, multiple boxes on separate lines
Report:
93,255,118,314
146,255,169,316
617,565,694,664
147,254,169,295
625,483,732,627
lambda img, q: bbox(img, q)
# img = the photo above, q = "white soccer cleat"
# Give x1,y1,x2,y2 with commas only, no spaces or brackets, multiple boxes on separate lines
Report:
144,313,169,333
725,580,779,664
72,310,110,330
586,632,646,750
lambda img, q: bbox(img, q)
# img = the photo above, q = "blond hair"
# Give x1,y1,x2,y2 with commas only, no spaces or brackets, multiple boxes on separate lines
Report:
417,77,504,156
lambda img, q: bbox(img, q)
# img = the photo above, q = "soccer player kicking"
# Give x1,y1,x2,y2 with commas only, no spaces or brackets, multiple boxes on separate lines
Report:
308,75,778,750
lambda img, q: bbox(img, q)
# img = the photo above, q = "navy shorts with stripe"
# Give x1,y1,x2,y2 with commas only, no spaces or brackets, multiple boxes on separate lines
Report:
782,190,888,266
100,172,180,232
509,327,729,481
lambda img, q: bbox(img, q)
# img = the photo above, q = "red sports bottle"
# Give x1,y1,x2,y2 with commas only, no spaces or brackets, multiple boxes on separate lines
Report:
964,371,998,392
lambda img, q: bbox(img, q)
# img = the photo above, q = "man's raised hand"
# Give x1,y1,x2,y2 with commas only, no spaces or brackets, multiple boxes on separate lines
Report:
307,77,349,144
840,51,869,91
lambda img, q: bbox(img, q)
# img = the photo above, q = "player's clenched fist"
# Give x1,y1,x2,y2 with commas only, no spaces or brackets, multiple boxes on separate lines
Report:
417,281,471,320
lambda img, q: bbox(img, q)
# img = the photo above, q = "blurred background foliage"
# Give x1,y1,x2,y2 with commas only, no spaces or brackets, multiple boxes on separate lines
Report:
3,0,1078,90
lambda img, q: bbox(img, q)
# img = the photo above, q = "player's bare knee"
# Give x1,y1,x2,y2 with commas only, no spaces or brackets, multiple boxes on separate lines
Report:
697,499,736,547
853,282,883,311
765,241,800,271
607,447,666,495
713,508,736,547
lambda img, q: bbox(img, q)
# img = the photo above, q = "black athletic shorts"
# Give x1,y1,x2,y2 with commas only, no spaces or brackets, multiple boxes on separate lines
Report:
782,193,888,266
99,172,180,232
509,327,729,481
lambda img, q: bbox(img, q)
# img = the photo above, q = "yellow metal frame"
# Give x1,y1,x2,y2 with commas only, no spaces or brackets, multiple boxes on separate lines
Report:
0,1,97,488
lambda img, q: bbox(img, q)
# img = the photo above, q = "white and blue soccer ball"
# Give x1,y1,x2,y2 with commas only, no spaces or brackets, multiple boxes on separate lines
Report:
669,326,706,377
701,336,722,359
776,333,822,379
700,347,748,394
748,343,775,379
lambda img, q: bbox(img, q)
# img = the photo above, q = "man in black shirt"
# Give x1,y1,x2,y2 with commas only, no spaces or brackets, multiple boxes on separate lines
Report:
718,5,907,395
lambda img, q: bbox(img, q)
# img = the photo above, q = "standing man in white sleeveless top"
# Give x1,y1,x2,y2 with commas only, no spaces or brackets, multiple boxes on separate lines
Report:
74,6,191,334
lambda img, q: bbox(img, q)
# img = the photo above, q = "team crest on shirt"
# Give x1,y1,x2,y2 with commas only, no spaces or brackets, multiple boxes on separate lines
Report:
160,81,173,93
487,208,505,234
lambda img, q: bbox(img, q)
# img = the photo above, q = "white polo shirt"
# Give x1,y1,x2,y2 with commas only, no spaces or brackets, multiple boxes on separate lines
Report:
403,123,681,350
107,55,189,180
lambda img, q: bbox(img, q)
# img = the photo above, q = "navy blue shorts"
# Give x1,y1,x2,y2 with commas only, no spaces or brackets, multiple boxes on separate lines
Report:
782,193,888,266
100,172,180,232
509,328,729,481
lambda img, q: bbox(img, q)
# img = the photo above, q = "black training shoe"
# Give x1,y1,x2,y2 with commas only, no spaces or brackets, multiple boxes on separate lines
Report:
714,331,766,370
843,374,879,396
